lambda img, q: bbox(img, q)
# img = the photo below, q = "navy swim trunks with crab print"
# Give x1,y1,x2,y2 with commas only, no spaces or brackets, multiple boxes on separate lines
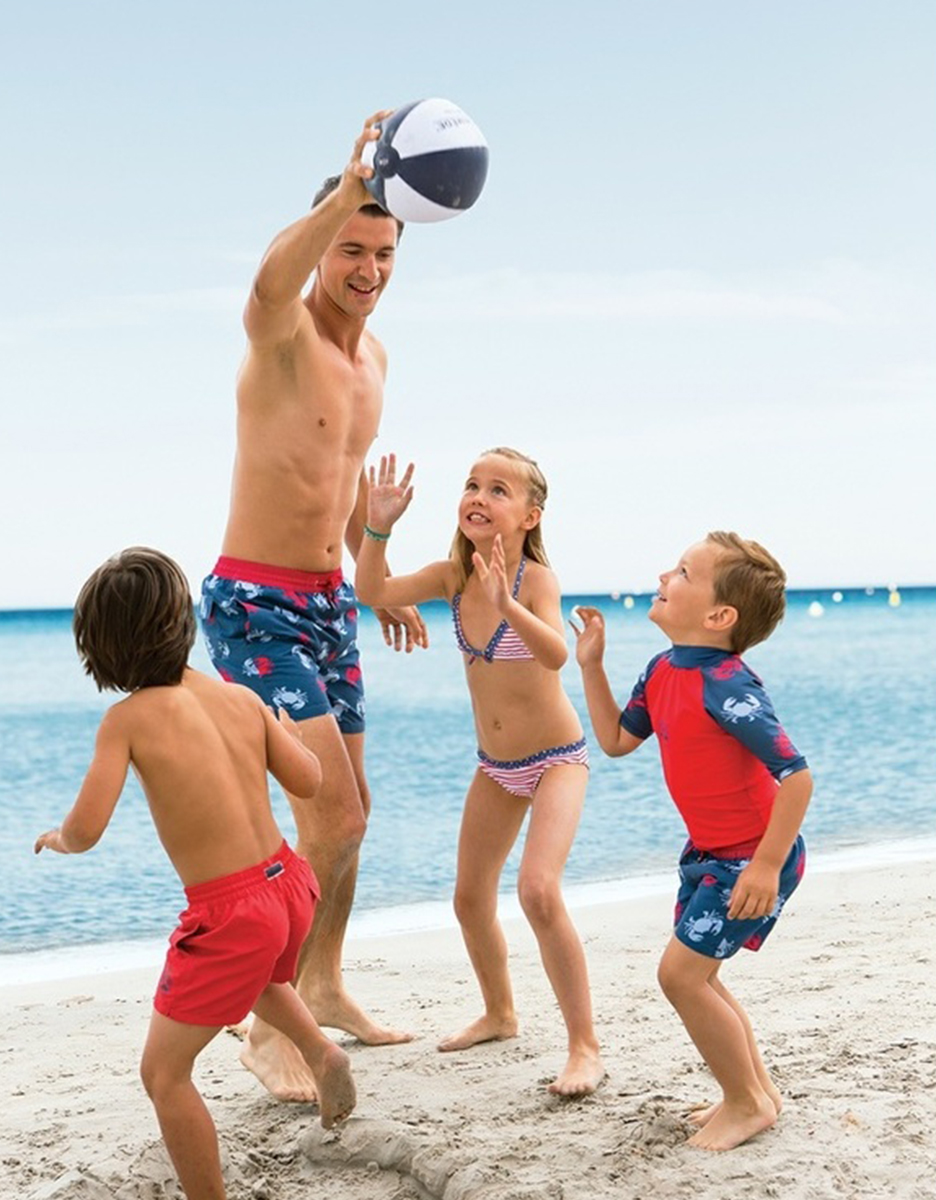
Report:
199,556,365,734
672,835,806,959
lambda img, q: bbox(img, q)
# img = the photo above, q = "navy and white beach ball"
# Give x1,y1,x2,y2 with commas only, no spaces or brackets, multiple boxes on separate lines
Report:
361,98,489,223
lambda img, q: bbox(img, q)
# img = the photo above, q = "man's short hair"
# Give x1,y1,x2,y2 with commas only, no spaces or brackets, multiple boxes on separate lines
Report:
312,175,404,238
706,531,787,654
73,548,196,692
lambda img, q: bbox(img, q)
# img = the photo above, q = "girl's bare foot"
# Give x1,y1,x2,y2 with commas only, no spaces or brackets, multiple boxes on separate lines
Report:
547,1049,605,1097
437,1013,518,1052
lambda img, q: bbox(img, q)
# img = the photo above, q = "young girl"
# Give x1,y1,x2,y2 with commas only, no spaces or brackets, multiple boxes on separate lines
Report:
355,447,604,1096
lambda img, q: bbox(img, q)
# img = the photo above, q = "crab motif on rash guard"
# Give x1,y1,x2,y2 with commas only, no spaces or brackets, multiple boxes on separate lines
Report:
721,693,762,723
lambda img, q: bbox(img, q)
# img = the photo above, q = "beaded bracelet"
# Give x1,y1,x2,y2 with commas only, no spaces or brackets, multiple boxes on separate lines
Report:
364,525,391,542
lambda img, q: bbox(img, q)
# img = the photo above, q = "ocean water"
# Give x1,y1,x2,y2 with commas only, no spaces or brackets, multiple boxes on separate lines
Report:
2,587,935,976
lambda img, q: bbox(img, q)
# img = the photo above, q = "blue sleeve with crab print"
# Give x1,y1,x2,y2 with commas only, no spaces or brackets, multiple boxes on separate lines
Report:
619,651,669,740
701,659,808,781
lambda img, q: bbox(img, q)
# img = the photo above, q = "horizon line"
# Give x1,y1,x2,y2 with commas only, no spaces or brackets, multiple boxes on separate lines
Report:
2,581,933,619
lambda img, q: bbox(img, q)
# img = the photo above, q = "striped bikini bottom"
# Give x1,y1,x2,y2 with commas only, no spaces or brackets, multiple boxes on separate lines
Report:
476,738,589,800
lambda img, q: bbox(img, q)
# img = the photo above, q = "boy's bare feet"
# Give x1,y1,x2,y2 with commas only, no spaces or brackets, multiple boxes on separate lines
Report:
547,1049,606,1097
687,1093,777,1151
437,1013,518,1052
240,1031,319,1102
315,1043,357,1129
687,1081,782,1128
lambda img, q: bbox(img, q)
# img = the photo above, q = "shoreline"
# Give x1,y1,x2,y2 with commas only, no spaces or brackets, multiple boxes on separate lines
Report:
5,831,936,990
2,849,935,1199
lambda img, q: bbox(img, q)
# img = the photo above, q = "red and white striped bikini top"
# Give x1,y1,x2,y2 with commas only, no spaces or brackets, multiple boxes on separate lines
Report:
452,556,536,665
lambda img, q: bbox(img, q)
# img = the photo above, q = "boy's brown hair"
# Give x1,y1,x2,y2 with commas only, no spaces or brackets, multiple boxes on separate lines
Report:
706,531,787,654
73,548,196,692
450,447,550,592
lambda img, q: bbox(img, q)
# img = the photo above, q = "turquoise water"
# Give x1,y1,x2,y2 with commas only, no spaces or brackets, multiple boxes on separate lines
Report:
2,587,934,959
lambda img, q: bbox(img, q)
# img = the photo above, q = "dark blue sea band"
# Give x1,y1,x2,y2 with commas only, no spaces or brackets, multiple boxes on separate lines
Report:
477,738,587,770
364,525,391,542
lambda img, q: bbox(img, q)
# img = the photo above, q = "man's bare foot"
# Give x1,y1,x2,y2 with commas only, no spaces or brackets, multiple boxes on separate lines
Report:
687,1093,776,1151
310,989,413,1046
437,1013,518,1052
547,1049,606,1097
240,1027,318,1102
314,1043,357,1130
687,1083,782,1128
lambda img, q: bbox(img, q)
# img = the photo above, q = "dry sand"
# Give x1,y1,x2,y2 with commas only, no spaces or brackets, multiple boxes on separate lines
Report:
2,858,935,1200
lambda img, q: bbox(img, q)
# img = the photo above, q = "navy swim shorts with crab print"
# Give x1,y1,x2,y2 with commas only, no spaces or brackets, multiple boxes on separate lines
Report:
199,556,365,734
672,835,806,959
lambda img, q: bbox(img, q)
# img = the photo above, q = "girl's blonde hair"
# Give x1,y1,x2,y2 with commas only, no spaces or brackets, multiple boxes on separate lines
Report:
449,447,550,592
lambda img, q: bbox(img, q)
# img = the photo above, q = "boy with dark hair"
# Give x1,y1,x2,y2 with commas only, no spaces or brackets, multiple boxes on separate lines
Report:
36,547,355,1200
573,531,812,1152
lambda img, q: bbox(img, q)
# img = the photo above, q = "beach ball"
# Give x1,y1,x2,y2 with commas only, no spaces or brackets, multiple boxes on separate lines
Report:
362,99,489,223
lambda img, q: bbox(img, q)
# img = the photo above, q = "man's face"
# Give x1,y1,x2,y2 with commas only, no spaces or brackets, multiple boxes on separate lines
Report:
317,211,398,317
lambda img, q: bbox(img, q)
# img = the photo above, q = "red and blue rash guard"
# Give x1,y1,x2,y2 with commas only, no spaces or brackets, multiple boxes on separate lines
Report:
619,646,807,852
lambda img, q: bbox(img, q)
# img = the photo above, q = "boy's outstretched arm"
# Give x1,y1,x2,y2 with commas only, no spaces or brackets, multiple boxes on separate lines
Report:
35,708,130,854
727,768,813,920
264,704,323,799
571,606,643,757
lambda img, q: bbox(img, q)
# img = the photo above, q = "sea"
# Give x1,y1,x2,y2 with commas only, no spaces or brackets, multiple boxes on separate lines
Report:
2,586,935,985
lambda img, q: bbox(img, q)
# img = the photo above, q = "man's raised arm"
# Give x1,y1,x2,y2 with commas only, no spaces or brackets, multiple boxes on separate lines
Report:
244,111,390,347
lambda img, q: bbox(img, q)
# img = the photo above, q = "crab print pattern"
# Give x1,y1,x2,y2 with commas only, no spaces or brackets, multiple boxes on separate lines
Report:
199,564,365,734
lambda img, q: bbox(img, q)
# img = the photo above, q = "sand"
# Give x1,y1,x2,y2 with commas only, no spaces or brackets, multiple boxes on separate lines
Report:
2,858,935,1200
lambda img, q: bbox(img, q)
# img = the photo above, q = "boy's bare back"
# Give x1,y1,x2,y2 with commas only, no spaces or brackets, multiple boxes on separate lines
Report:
58,670,320,887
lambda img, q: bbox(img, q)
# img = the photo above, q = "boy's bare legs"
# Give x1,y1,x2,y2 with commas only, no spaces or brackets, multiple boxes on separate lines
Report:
251,982,356,1128
657,938,777,1151
438,771,527,1051
687,973,782,1127
517,765,604,1096
242,716,411,1101
141,994,355,1200
140,1014,227,1200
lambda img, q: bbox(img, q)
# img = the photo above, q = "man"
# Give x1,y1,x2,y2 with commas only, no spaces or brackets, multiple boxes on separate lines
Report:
199,111,426,1100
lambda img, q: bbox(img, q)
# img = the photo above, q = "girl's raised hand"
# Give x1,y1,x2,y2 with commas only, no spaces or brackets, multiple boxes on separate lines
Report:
367,454,415,533
570,605,607,667
472,533,511,613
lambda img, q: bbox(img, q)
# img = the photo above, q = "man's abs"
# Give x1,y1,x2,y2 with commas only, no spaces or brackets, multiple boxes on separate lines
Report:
223,448,359,571
222,341,383,570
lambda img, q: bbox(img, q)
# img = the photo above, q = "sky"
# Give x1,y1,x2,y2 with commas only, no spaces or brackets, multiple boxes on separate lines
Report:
2,1,934,608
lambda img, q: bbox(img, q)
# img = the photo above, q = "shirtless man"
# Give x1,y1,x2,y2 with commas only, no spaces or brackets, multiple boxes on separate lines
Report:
199,112,426,1100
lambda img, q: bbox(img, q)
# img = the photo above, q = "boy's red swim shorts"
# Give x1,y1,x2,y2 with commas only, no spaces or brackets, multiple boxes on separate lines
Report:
154,840,319,1026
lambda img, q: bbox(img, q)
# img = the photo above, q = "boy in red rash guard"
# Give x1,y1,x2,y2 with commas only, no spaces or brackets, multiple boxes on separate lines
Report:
573,531,812,1153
